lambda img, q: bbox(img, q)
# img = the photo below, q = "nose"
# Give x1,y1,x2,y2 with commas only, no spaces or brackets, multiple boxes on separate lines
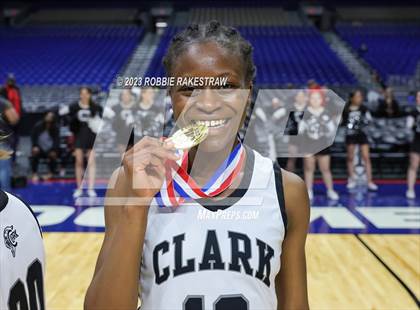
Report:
194,89,222,114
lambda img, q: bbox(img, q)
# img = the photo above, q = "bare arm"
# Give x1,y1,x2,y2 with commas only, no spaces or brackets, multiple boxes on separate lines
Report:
4,105,19,125
84,137,178,310
84,167,148,310
276,170,310,310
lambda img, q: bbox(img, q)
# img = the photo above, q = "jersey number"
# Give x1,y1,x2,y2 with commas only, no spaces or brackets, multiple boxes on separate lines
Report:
8,260,44,310
184,295,248,310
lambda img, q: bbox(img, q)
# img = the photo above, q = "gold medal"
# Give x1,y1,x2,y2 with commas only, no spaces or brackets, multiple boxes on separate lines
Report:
167,123,209,149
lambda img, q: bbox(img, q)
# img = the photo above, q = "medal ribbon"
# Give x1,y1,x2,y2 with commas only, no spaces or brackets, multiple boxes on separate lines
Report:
155,143,245,208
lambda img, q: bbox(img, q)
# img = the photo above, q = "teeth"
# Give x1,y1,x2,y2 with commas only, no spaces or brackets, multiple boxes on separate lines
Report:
195,119,227,128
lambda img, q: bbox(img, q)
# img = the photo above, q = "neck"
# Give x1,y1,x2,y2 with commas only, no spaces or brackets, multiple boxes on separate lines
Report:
187,138,240,185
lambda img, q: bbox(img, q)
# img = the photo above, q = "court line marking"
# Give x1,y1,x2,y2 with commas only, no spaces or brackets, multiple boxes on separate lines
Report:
354,234,420,308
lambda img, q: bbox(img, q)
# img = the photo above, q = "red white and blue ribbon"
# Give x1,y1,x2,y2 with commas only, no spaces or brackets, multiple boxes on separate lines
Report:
155,143,245,208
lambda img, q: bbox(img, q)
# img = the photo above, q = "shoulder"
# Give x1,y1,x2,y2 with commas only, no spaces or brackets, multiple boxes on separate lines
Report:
69,102,78,111
281,170,308,204
280,169,310,229
112,104,121,113
0,190,42,237
361,105,371,113
95,103,103,112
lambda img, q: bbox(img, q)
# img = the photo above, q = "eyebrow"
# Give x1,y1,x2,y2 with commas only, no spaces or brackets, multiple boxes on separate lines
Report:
176,72,239,79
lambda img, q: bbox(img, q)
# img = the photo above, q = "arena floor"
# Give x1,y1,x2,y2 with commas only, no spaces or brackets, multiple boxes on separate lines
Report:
13,182,420,310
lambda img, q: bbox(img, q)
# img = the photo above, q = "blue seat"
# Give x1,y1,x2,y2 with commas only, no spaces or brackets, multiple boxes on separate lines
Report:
0,25,144,89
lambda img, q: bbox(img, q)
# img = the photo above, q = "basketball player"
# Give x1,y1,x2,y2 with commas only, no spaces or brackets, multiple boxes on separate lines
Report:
0,138,45,309
342,90,377,190
85,21,310,310
69,87,103,198
300,89,339,200
406,90,420,199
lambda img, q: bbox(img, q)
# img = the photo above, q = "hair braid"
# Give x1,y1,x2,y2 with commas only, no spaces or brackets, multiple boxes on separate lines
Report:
163,20,256,84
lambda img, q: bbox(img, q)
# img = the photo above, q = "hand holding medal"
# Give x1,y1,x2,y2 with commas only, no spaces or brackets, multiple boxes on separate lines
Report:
166,123,209,150
156,123,245,208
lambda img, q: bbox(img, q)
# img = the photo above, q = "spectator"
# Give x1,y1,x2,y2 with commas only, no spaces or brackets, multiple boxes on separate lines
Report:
69,87,103,198
30,112,60,182
0,95,19,191
406,90,420,199
4,74,22,159
342,90,377,191
371,70,387,90
4,74,22,117
376,87,400,118
111,89,137,155
307,79,320,90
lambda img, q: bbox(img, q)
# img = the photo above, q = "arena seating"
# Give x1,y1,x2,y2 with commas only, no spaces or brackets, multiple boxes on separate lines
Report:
186,8,303,26
0,25,144,89
336,23,420,82
146,26,357,86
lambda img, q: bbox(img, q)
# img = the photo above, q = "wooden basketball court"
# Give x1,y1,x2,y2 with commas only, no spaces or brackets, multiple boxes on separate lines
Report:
43,233,419,309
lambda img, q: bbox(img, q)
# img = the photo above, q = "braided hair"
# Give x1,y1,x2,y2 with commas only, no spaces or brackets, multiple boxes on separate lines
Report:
163,20,256,85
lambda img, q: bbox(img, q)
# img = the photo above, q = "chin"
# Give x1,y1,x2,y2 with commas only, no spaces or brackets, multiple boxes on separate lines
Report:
197,134,237,154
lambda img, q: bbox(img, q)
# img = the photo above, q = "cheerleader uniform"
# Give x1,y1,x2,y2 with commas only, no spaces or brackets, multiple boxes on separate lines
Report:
410,107,420,153
111,102,136,149
133,103,165,142
299,107,336,155
284,106,305,150
69,101,103,150
342,105,371,145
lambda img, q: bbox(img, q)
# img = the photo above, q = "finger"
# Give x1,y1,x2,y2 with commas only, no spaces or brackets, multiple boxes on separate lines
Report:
132,136,161,151
134,153,166,173
162,140,175,150
140,146,179,161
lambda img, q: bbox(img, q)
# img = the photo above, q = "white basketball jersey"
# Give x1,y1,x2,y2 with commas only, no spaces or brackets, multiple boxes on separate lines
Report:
140,148,287,310
0,190,45,310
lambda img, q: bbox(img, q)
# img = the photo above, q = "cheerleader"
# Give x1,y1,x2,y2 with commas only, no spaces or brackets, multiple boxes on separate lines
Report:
406,90,420,199
111,89,137,155
69,87,103,198
270,97,288,161
285,90,307,172
300,89,339,200
342,90,377,190
133,88,165,140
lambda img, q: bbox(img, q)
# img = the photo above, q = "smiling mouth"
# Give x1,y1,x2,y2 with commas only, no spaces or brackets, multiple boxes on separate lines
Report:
193,118,231,129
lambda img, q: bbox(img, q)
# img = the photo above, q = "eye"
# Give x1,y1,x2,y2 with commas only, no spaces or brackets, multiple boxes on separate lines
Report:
179,86,201,97
221,83,236,89
215,83,238,96
180,86,194,92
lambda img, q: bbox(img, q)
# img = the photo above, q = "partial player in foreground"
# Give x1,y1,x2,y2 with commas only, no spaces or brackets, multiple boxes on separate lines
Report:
0,137,45,309
85,21,310,310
